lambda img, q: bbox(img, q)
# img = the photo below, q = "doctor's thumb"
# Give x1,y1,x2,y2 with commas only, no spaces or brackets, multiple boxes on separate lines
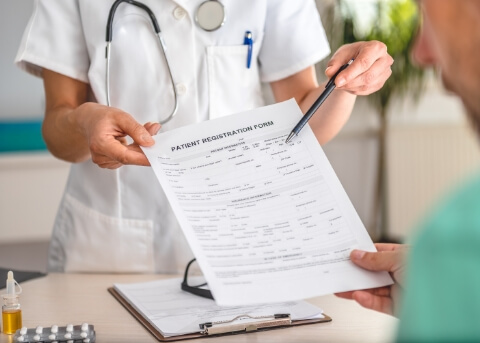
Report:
128,123,155,147
144,122,162,136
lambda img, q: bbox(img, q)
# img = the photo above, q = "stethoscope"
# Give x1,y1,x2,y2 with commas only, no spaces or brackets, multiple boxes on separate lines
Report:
105,0,226,124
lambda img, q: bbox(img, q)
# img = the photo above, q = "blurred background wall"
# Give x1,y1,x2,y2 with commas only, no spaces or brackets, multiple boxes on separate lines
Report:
315,0,480,242
0,1,69,270
1,0,479,272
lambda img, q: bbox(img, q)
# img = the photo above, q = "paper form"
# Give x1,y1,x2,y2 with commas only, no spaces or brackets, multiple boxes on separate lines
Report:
143,99,392,306
114,277,324,336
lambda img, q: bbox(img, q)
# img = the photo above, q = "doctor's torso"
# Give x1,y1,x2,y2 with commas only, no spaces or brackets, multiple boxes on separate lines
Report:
16,0,329,274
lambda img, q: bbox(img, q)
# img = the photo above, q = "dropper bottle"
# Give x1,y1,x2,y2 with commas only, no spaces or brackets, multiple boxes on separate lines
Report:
2,271,22,334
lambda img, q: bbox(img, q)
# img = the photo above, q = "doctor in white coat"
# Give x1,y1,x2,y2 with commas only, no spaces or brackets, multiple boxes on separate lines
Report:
15,0,393,274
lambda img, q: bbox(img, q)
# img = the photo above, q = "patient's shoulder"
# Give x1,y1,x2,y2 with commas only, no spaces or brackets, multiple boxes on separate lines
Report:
414,172,480,248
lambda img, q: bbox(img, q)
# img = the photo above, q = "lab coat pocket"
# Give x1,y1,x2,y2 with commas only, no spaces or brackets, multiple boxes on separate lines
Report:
61,194,155,273
207,33,265,120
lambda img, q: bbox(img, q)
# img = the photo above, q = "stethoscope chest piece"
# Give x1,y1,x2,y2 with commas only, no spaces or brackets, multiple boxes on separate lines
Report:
196,0,226,31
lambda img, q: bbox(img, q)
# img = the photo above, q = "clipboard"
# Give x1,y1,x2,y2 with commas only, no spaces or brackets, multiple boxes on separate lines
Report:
108,287,332,342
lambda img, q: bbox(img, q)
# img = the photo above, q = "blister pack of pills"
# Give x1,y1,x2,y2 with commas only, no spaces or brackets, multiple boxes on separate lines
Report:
13,323,95,342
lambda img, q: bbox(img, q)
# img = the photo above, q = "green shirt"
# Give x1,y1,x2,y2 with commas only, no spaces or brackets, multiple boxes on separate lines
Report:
397,173,480,342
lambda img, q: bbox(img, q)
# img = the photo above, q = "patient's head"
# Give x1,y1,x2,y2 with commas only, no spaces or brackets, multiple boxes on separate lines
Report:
413,0,480,130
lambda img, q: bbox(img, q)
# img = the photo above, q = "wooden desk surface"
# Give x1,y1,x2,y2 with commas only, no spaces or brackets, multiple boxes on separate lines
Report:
0,274,398,342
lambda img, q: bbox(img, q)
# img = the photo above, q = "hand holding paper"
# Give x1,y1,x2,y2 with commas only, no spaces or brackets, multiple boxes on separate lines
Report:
142,99,392,306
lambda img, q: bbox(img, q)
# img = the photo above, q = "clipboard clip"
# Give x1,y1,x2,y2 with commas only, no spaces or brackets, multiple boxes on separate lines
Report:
199,313,291,335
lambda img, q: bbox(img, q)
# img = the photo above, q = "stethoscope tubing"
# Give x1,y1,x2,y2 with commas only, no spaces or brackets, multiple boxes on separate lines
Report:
104,0,225,124
105,0,179,124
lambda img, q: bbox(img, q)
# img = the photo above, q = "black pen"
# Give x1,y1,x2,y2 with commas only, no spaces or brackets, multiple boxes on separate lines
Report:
285,59,354,144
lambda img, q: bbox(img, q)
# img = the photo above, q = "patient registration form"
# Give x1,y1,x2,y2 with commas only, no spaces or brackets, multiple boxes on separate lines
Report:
143,99,392,306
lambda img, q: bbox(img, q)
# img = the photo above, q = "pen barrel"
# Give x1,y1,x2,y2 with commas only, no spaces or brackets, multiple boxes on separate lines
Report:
292,84,336,133
286,59,354,142
244,31,253,69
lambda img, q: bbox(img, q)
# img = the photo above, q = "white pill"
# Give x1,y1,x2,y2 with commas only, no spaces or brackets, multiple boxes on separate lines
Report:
81,322,89,331
16,336,25,342
66,324,74,332
51,325,59,333
83,339,91,343
35,326,43,334
80,331,88,338
67,340,74,343
20,327,28,335
49,334,56,340
33,334,41,341
64,332,72,339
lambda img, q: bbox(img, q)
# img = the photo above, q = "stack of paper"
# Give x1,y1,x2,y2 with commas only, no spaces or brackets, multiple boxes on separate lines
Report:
113,278,326,337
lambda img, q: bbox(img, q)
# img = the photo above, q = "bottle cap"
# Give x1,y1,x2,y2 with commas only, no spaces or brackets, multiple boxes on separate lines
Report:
4,270,22,298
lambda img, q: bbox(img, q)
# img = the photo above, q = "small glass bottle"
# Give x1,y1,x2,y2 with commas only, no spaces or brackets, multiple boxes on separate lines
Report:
2,271,22,334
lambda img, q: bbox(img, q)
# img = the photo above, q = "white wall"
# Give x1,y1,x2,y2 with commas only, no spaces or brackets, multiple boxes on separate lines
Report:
0,154,69,243
324,77,479,241
0,2,60,244
0,1,44,120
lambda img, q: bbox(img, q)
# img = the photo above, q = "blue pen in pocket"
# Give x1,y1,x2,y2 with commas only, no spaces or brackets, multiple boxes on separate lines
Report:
243,31,253,69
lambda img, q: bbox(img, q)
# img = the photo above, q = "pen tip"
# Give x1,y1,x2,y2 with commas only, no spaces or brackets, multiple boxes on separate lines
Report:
285,132,295,144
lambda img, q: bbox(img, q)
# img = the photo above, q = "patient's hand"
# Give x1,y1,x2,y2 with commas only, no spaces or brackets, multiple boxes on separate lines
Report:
335,243,408,316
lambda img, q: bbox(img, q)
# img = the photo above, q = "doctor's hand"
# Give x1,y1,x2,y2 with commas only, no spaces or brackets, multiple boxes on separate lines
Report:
335,243,408,316
42,69,161,168
326,41,394,95
77,103,161,169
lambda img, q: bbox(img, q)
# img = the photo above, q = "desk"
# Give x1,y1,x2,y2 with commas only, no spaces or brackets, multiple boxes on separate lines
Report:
0,274,398,343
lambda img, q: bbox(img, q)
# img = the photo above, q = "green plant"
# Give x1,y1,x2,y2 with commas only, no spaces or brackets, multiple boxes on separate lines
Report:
343,0,425,113
338,0,427,241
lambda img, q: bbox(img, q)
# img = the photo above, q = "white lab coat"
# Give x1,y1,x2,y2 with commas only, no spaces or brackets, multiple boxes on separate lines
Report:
15,0,330,273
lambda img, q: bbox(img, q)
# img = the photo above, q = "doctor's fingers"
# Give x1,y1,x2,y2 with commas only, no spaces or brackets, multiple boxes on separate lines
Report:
337,66,392,96
108,114,156,147
97,160,123,169
93,151,149,168
326,41,393,87
91,142,150,167
116,136,128,145
144,122,161,136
